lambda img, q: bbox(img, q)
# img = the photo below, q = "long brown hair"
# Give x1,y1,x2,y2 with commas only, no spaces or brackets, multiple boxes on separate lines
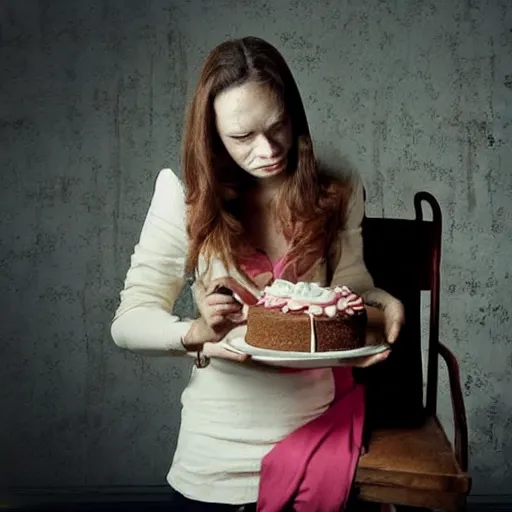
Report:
182,36,352,278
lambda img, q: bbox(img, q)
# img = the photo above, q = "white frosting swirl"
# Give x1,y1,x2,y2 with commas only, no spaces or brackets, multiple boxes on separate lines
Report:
263,279,295,298
257,279,365,318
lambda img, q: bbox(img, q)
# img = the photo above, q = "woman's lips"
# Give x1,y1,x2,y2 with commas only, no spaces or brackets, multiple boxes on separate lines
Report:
259,158,286,171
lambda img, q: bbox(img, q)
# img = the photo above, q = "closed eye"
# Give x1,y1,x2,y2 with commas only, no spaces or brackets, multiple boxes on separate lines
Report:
230,133,253,141
269,117,289,134
270,120,285,130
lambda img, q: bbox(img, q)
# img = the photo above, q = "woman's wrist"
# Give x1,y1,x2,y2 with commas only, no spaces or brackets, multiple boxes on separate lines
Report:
181,319,206,352
181,320,211,369
361,288,391,310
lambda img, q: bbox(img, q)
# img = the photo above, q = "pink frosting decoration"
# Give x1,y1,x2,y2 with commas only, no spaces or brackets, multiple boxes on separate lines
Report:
256,279,365,318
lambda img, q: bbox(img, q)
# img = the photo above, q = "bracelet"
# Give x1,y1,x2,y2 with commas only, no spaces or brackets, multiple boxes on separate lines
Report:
194,350,210,369
180,335,203,353
180,337,210,369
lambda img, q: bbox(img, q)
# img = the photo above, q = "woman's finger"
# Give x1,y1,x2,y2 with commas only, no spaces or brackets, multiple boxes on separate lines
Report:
203,304,242,326
207,314,229,327
386,320,401,344
350,350,391,368
384,300,405,343
226,313,246,324
206,293,240,306
211,303,242,315
203,342,249,363
208,277,260,306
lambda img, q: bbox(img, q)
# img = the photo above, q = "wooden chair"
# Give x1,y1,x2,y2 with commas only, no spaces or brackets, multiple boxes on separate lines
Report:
352,192,471,511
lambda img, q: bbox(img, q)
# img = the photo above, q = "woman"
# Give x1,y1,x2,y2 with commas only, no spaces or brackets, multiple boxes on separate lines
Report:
111,36,404,511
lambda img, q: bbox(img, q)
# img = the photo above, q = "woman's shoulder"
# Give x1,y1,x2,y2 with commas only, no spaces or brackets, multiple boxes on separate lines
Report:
340,171,365,228
154,168,185,194
148,168,187,220
318,167,364,194
317,167,366,229
153,168,186,201
317,164,365,196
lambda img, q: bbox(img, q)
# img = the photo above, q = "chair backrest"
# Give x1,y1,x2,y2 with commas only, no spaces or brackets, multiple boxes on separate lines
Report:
354,192,442,429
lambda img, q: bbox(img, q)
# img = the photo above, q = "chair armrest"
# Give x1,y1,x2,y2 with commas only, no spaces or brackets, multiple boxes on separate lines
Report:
438,342,469,472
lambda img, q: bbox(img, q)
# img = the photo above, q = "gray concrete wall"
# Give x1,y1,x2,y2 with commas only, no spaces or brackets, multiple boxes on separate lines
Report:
1,0,511,498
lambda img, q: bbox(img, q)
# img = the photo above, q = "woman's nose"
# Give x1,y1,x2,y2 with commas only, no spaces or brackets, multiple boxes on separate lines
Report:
255,134,279,159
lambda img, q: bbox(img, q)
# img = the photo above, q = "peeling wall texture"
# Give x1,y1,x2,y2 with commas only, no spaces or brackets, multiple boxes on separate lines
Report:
1,0,511,497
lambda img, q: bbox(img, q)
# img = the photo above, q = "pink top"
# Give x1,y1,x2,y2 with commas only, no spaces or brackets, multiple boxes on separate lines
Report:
239,250,288,289
239,251,365,512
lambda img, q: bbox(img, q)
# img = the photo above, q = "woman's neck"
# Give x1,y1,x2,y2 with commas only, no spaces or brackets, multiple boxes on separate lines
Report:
246,173,287,205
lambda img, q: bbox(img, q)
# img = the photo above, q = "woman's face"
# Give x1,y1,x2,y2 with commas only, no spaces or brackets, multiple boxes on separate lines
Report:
214,81,293,181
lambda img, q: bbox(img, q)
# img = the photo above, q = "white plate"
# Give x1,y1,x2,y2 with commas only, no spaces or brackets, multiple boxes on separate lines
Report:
222,334,390,369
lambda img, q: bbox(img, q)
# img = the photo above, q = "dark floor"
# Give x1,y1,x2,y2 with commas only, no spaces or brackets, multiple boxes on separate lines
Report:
6,500,502,512
5,504,503,512
3,500,397,512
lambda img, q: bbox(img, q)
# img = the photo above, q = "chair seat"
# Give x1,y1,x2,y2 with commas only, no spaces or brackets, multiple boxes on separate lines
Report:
355,416,470,494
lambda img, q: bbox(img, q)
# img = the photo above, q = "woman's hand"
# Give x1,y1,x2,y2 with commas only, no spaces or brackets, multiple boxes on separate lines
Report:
383,299,404,343
183,277,257,363
194,276,259,328
348,348,391,368
196,282,245,328
183,317,249,363
344,289,405,368
363,289,405,344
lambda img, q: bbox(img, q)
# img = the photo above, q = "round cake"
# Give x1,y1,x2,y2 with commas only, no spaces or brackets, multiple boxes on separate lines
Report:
245,279,367,353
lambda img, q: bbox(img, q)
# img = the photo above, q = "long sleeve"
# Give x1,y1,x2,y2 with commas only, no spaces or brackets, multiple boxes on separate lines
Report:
329,174,375,294
330,174,403,314
110,168,193,355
